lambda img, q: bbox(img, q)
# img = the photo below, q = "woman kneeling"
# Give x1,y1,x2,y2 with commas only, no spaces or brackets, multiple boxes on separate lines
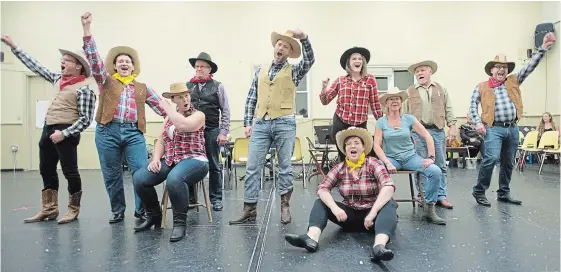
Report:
284,127,398,262
132,83,209,242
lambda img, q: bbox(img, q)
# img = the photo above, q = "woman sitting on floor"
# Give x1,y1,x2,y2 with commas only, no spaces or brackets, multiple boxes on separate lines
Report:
284,127,398,262
373,87,446,225
132,83,209,242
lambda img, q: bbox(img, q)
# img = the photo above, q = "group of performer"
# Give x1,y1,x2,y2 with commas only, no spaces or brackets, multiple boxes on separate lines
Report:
1,10,557,262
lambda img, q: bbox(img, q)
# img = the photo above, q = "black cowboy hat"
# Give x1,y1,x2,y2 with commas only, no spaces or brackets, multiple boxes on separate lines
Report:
339,47,370,70
189,52,218,74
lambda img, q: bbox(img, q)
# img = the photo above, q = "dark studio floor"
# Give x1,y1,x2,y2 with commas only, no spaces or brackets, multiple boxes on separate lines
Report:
1,163,560,272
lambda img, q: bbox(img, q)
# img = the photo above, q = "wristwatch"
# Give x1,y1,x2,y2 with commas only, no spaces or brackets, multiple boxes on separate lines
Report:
428,155,435,161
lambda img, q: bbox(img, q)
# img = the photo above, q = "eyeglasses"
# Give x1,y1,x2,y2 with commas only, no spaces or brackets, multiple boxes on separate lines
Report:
493,65,508,70
195,65,210,70
60,58,76,64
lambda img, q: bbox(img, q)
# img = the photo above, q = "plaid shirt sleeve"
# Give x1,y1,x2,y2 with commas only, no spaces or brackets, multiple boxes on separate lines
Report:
11,47,61,85
243,68,260,127
61,86,97,137
317,163,343,194
367,76,383,119
319,77,340,105
370,159,395,191
469,85,482,125
291,37,315,86
83,35,109,88
145,85,166,117
516,47,547,85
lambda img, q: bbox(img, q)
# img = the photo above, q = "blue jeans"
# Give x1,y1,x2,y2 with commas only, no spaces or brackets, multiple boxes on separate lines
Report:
387,153,442,204
95,122,147,215
473,125,519,197
412,129,447,201
133,158,208,213
244,116,296,203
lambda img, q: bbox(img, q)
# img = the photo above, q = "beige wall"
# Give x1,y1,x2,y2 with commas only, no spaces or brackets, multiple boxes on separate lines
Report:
1,1,559,170
541,1,560,114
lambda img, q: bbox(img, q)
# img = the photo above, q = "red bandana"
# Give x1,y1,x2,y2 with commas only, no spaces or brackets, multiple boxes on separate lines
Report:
488,77,505,88
189,74,213,84
59,75,86,90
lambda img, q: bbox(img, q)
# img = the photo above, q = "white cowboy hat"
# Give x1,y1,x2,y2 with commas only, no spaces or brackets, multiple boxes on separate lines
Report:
484,54,515,76
104,45,141,75
379,87,409,106
336,127,373,156
162,82,191,99
270,30,301,58
407,60,438,74
59,48,91,77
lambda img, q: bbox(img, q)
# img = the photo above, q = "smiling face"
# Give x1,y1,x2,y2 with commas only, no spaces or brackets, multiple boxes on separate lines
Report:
347,53,365,74
491,63,509,81
273,39,292,64
113,53,135,76
414,65,432,86
60,54,83,76
171,93,191,113
345,136,365,162
386,96,403,113
542,113,552,123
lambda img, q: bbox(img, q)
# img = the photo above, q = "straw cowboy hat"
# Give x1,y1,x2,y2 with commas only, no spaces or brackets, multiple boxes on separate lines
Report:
408,60,438,74
59,48,91,77
484,54,515,76
340,46,371,70
379,86,409,106
189,52,218,74
104,46,141,75
271,30,301,58
336,127,373,156
162,82,191,99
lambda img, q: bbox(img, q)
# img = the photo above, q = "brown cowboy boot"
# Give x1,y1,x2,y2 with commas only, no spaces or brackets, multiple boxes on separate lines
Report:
229,203,257,225
280,191,292,224
24,189,59,223
58,191,82,224
423,204,446,225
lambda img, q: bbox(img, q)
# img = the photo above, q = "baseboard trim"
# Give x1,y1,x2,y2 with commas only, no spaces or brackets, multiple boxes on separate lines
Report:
1,168,24,172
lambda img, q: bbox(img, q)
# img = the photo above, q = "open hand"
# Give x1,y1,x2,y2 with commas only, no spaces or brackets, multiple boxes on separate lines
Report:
148,159,161,173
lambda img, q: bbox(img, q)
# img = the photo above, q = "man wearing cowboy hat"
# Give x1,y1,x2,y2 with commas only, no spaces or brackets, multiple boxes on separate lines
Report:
403,60,456,209
81,12,167,223
1,34,97,224
230,28,315,225
470,32,556,207
186,52,231,211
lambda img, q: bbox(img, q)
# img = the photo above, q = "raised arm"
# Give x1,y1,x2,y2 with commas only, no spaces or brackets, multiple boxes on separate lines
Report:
218,83,231,135
159,99,205,133
243,68,260,127
368,76,383,119
1,35,60,84
145,86,167,117
517,32,556,85
319,77,340,105
291,29,315,85
61,86,97,137
81,12,109,87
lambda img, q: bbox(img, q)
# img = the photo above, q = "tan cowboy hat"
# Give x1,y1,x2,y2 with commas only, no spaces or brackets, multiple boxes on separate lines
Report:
484,54,515,76
408,60,438,74
336,127,373,156
104,46,141,75
162,82,191,99
270,30,301,58
379,86,409,106
59,49,91,77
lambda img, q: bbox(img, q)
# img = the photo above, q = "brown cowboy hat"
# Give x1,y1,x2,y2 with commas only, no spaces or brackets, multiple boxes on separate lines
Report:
336,127,373,156
484,54,515,76
59,48,92,77
162,82,191,99
189,52,218,74
408,60,438,74
271,30,301,58
340,46,370,70
104,46,141,75
379,87,409,106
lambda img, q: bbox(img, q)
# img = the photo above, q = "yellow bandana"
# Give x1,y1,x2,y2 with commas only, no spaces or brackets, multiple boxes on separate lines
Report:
346,152,365,172
112,73,137,85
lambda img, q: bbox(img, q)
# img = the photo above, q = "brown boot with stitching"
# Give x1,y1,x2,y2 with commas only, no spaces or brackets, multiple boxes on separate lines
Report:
58,191,82,224
280,191,292,224
24,189,59,223
229,203,257,225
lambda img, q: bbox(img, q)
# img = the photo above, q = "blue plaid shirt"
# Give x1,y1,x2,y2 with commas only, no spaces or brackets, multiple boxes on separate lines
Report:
243,37,315,126
470,47,547,125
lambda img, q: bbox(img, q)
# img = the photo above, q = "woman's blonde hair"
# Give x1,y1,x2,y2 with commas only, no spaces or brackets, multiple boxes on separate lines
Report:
538,112,558,137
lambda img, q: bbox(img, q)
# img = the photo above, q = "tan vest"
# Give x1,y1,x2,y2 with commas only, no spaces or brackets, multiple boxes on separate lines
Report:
254,64,296,119
45,80,91,125
478,75,523,127
95,76,148,133
407,83,446,129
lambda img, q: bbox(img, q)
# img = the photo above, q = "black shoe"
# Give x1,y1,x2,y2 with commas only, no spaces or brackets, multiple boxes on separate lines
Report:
497,195,522,205
472,192,491,207
109,213,125,224
284,234,318,252
370,244,394,262
134,214,162,232
212,202,223,211
134,211,147,221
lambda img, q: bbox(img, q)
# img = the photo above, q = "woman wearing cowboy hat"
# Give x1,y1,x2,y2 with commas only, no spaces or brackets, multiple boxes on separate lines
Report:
319,46,383,162
373,87,447,225
284,127,398,262
81,12,167,224
132,82,208,243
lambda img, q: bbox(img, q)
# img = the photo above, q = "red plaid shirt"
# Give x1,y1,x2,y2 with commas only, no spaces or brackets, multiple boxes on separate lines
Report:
319,74,383,125
317,157,395,210
162,109,206,166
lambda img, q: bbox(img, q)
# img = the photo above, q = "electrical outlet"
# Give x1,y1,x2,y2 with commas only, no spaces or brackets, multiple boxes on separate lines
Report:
11,144,18,152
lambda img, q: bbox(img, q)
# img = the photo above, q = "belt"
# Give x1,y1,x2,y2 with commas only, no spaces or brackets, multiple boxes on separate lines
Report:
492,121,517,127
422,124,439,130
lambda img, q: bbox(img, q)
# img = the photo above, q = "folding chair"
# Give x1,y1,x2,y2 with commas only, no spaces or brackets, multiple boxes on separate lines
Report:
517,131,540,171
537,131,560,174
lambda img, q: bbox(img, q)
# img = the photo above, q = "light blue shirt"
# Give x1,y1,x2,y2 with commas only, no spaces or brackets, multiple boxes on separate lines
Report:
376,114,416,161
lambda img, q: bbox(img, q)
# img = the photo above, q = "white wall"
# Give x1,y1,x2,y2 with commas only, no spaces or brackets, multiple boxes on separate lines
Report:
541,1,560,114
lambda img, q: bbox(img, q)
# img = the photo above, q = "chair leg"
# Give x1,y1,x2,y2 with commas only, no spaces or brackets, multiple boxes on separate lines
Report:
539,152,546,174
194,183,200,213
408,174,415,208
234,164,238,188
201,181,213,223
302,160,307,189
160,183,169,228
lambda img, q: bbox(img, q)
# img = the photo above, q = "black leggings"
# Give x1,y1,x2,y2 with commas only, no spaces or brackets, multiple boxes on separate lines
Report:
331,113,375,162
308,199,398,238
